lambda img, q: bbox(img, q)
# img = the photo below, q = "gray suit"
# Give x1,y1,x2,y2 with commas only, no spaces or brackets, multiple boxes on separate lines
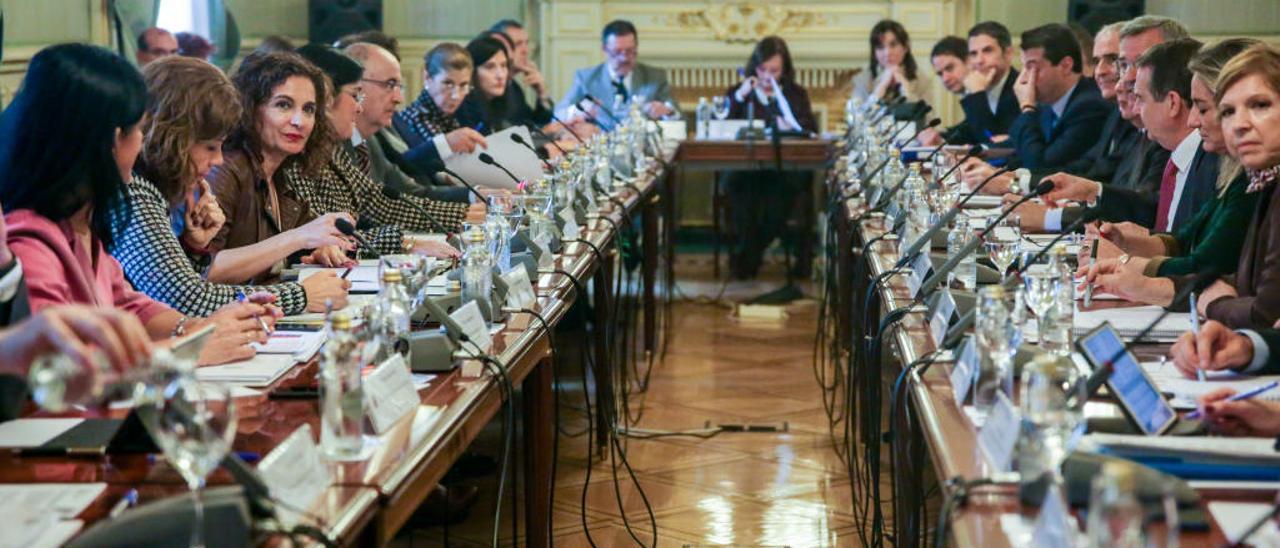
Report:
358,129,470,204
555,62,672,130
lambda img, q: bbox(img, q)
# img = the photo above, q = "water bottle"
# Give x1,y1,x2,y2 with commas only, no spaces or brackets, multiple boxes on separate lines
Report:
902,164,930,248
461,227,494,322
374,267,413,364
974,285,1015,426
320,311,366,460
1042,244,1075,357
946,214,977,291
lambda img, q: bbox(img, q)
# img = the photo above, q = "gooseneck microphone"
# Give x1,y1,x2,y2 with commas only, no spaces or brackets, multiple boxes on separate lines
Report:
582,93,623,125
380,186,452,235
510,133,553,170
426,158,486,203
890,157,1003,268
1016,208,1103,270
894,117,941,147
544,116,586,145
524,122,572,155
478,152,522,185
335,217,378,254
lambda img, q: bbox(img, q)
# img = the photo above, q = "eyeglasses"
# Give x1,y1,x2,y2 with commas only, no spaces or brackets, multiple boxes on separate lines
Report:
361,78,404,92
346,90,366,104
439,80,472,98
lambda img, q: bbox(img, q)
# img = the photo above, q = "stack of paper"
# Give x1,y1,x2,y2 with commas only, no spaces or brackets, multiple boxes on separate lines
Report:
1141,361,1280,409
276,294,376,328
0,483,107,548
1073,305,1190,342
196,354,299,387
251,331,324,361
1085,433,1280,466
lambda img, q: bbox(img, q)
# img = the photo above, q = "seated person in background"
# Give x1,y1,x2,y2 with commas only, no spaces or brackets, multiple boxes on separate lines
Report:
0,44,275,366
555,19,673,129
1006,23,1111,170
206,51,358,284
853,19,931,109
489,20,552,117
456,35,552,134
1068,22,1096,77
721,36,817,280
958,21,1021,145
1075,39,1260,282
112,56,351,317
918,36,969,146
290,44,472,255
392,42,489,194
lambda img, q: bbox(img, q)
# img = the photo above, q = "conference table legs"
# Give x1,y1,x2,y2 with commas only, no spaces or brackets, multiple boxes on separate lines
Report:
522,351,555,548
642,193,658,359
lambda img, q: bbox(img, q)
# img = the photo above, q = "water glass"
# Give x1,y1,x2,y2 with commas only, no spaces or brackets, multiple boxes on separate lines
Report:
985,214,1022,280
1019,354,1084,481
1086,462,1180,548
974,286,1016,424
712,95,730,120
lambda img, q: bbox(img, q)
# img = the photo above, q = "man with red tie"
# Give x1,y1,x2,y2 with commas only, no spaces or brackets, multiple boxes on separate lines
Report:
1135,39,1209,232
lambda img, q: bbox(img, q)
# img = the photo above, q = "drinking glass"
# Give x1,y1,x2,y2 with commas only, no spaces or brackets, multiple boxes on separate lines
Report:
985,214,1022,280
139,380,238,548
974,286,1015,424
712,95,730,120
1019,353,1084,482
1086,462,1180,548
1023,264,1058,339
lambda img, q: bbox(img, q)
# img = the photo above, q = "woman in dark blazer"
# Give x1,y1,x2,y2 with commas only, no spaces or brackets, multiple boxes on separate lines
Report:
454,35,553,135
721,36,817,279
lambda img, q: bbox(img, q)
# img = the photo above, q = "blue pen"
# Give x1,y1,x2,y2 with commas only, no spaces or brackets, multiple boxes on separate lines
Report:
1190,292,1206,382
237,290,273,336
1185,381,1280,420
235,451,261,463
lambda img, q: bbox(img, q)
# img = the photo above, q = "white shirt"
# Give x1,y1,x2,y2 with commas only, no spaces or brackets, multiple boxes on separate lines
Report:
986,69,1009,115
1163,131,1203,232
0,259,22,303
1049,80,1078,120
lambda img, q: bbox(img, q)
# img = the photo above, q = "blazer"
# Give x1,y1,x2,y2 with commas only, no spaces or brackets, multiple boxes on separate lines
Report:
1201,183,1280,329
723,80,818,134
1172,146,1220,229
555,62,672,130
1041,105,1135,182
206,147,316,283
456,82,553,135
1147,166,1256,278
1008,77,1112,170
357,131,470,204
1061,135,1170,228
950,68,1020,145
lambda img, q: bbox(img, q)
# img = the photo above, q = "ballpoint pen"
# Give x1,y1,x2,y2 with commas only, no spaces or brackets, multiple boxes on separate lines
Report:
1083,238,1099,307
1185,381,1279,420
237,290,273,336
1190,291,1206,381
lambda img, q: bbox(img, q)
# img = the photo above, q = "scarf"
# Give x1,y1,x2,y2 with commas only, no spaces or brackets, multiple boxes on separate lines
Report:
397,89,459,142
1246,165,1280,194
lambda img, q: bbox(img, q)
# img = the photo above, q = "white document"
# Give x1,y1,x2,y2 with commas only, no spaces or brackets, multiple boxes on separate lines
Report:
444,126,543,190
1073,305,1190,341
1141,360,1280,409
0,483,106,519
252,330,322,355
298,265,379,293
259,424,331,527
1086,433,1280,465
1209,501,1280,546
196,353,298,386
0,418,84,448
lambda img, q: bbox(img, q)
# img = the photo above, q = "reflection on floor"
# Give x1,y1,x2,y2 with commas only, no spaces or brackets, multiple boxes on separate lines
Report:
393,255,860,547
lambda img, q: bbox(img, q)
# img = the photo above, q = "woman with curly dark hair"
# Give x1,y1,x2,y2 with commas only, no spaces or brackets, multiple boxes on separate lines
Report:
206,50,357,284
108,55,350,317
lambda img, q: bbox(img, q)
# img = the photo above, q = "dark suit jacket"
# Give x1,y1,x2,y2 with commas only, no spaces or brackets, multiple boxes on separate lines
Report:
1008,77,1112,170
1171,146,1219,229
1042,106,1133,182
1062,133,1170,228
1202,183,1280,328
368,126,470,204
949,68,1020,145
723,80,818,134
456,82,553,135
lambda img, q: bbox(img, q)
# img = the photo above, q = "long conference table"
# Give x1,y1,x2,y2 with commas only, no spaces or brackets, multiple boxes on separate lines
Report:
834,164,1278,546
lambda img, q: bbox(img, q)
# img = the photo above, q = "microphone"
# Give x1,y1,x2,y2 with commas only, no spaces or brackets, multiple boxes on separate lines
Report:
425,158,486,203
478,152,522,185
509,133,553,170
582,93,623,124
1016,208,1103,271
869,95,907,123
891,158,1004,268
380,186,452,235
912,180,1055,297
335,217,378,255
545,115,586,144
525,122,573,155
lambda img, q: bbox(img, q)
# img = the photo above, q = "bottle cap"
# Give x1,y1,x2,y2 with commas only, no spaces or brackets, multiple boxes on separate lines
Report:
382,268,403,283
329,311,353,330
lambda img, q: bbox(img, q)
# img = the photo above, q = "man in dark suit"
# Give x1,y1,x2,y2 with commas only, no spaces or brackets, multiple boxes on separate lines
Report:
555,20,673,130
1008,23,1112,170
953,21,1021,145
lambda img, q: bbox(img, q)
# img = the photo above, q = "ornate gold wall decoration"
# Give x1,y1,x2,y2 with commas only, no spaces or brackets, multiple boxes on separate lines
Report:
666,3,831,43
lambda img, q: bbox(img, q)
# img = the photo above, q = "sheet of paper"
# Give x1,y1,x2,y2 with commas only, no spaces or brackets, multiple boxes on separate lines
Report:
1209,501,1280,545
196,353,299,387
252,330,322,355
0,483,106,519
1085,433,1280,465
278,294,377,326
0,418,84,448
298,265,379,293
1141,360,1280,409
1073,304,1190,341
443,126,543,189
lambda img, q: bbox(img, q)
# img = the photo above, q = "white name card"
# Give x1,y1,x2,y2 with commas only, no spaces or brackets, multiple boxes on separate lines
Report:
502,268,536,310
450,300,493,353
1030,483,1079,547
363,354,420,435
906,251,931,297
930,289,956,347
559,206,581,241
258,424,330,526
950,337,977,409
977,393,1020,472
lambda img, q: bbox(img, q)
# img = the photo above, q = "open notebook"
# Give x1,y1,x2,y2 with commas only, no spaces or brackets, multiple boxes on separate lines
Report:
1073,305,1190,342
1141,361,1280,409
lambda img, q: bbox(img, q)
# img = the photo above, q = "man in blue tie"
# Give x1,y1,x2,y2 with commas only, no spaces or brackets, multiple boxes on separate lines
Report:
1008,23,1111,170
555,19,674,130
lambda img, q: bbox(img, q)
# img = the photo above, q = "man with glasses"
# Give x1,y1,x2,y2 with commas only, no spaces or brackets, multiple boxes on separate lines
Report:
344,42,472,203
556,19,673,130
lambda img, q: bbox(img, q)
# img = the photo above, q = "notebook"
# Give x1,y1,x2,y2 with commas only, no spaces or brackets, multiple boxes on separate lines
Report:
1141,361,1280,409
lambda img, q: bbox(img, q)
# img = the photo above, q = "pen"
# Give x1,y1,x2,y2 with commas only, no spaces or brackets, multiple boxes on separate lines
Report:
1082,238,1100,307
108,489,137,518
235,451,261,463
1190,292,1206,382
340,267,354,280
237,290,274,336
1185,381,1279,420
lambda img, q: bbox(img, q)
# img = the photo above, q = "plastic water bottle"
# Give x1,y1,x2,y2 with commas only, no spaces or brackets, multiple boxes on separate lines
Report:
947,214,977,291
373,267,413,364
696,97,710,139
461,227,494,323
320,311,365,460
1042,244,1075,357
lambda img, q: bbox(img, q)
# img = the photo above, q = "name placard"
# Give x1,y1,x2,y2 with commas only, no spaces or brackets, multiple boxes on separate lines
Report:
258,424,330,526
977,392,1020,472
950,336,977,409
363,354,420,435
502,268,536,310
559,206,581,241
450,301,493,353
930,289,956,347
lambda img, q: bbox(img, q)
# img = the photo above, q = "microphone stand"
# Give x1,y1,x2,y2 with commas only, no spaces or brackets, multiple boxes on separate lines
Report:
478,152,522,185
525,122,573,155
510,133,553,170
582,94,625,126
428,160,486,203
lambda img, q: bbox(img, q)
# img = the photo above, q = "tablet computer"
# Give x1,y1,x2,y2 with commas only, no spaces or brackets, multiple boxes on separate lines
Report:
1075,322,1178,436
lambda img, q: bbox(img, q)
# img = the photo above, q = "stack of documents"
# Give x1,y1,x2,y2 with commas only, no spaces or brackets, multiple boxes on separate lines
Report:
196,354,299,387
1073,305,1190,342
276,294,376,329
1085,433,1280,480
251,330,324,361
1141,361,1280,409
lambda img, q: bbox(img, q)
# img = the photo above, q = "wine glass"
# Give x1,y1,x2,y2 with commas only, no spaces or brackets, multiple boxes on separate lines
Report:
1023,264,1058,340
711,95,730,120
1087,461,1180,548
984,214,1022,281
1019,353,1084,483
139,380,238,548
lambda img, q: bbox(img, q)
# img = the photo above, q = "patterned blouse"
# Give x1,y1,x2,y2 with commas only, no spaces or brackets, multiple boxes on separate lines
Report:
107,175,309,316
285,145,468,249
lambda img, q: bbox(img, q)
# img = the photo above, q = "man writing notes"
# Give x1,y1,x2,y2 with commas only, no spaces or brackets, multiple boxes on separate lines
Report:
556,19,673,130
